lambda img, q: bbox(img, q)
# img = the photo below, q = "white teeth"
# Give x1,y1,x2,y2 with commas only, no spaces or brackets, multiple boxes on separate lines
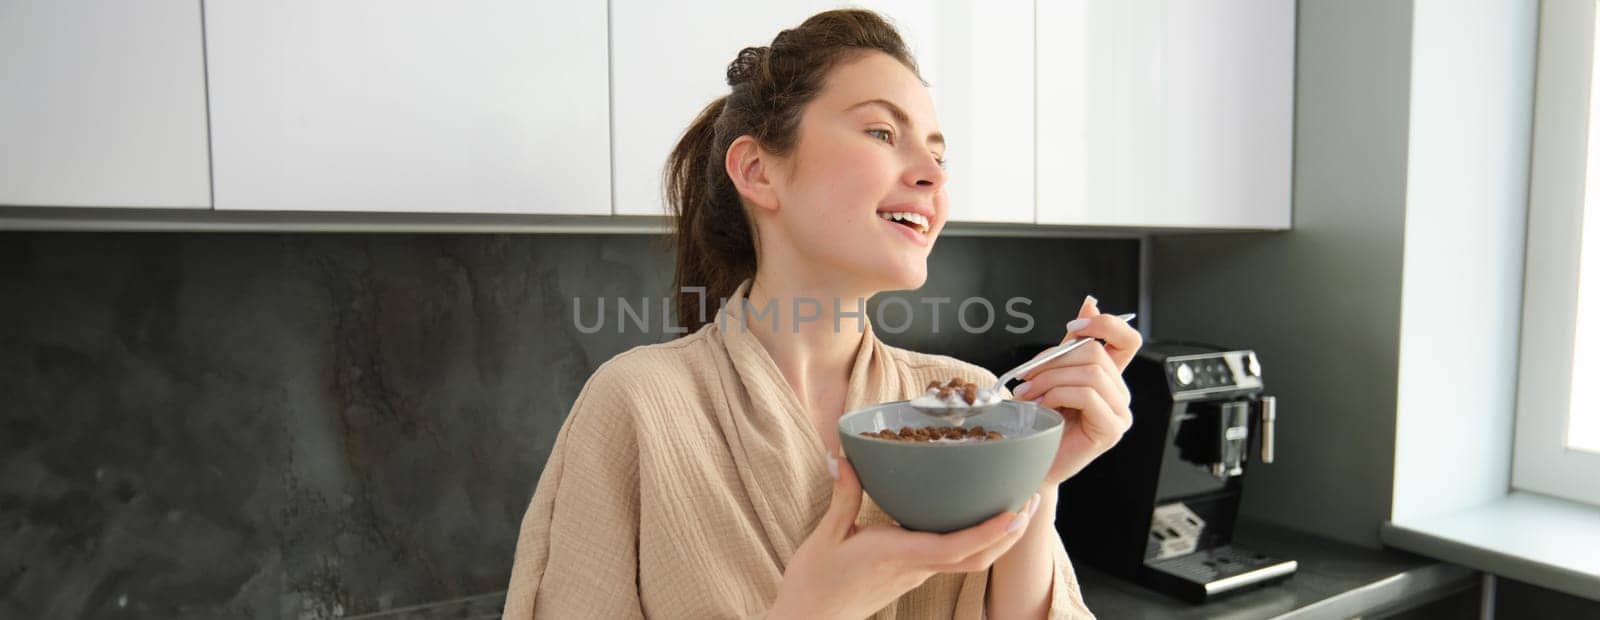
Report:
877,211,930,234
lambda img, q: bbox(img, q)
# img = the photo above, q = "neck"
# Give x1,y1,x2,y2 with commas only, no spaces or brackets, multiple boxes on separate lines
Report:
742,271,875,416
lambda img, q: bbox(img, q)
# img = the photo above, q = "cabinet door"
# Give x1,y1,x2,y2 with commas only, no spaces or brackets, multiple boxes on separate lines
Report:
0,0,210,209
610,1,942,217
205,1,610,214
1037,0,1294,229
934,0,1036,223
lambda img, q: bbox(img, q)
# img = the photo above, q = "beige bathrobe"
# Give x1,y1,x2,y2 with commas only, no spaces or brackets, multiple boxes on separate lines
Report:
504,280,1094,619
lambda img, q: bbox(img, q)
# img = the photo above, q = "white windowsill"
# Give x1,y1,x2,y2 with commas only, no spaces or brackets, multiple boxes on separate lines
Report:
1380,491,1600,601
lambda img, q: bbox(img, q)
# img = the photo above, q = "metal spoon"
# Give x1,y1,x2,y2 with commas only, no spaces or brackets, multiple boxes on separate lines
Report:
911,313,1137,424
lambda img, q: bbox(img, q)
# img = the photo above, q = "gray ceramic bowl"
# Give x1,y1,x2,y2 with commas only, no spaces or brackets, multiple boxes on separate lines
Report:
838,400,1064,533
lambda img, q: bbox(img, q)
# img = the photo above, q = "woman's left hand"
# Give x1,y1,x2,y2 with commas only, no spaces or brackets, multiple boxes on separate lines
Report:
1011,295,1143,486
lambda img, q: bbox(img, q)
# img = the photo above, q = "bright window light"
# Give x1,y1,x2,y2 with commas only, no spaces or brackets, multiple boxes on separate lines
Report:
1567,5,1600,454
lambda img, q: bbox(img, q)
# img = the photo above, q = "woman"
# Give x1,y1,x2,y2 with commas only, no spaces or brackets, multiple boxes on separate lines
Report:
504,10,1140,619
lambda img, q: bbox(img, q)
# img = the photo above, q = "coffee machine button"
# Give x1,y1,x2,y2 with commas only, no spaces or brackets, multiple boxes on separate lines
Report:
1176,363,1195,386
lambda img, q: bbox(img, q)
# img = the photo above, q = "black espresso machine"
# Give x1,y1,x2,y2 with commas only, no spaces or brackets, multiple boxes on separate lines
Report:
1046,341,1297,602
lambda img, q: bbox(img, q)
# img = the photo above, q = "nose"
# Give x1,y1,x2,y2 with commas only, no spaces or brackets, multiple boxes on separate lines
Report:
904,152,946,191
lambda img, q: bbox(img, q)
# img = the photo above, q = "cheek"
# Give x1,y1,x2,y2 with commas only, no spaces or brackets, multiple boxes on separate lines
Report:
933,187,951,224
808,145,895,216
778,135,908,261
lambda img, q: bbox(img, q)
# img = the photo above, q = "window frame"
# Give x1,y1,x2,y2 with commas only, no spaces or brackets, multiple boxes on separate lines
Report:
1513,0,1600,506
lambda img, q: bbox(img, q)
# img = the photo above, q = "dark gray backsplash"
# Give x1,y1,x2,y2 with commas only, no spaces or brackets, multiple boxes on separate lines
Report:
0,232,1136,618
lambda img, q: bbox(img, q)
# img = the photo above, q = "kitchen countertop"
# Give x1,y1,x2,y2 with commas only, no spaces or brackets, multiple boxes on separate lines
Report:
1075,518,1480,619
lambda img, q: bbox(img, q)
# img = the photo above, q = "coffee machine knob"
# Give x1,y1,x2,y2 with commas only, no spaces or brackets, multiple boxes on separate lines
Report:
1175,363,1195,387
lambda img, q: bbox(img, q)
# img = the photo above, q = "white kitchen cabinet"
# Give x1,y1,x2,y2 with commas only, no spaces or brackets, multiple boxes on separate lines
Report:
1037,0,1294,229
204,1,610,214
610,1,1034,223
935,1,1036,223
0,0,211,209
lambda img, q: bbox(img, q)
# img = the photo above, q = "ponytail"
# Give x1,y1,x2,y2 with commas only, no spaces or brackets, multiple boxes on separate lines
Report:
667,96,757,333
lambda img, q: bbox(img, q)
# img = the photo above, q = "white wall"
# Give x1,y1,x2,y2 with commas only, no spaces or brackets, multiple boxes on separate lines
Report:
1151,0,1414,547
1392,0,1536,521
1152,0,1539,546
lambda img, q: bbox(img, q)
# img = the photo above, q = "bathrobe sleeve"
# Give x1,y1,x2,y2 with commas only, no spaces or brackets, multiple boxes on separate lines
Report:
503,368,644,619
1044,533,1096,619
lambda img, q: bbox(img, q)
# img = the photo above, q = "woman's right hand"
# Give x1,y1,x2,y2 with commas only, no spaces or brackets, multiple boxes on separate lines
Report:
767,455,1041,620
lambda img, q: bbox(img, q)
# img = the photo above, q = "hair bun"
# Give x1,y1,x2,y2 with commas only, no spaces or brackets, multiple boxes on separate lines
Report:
726,46,769,87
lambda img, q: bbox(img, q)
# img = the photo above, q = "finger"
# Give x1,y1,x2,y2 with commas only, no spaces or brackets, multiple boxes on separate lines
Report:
1018,340,1119,388
1035,385,1131,449
1046,295,1100,349
1075,295,1101,322
1012,363,1129,410
896,497,1034,568
936,494,1043,573
821,455,864,541
1064,313,1142,372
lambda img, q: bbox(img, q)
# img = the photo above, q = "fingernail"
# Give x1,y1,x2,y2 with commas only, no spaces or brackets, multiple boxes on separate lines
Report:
1085,294,1098,307
826,456,838,480
1013,381,1033,399
1007,495,1037,533
1066,318,1091,333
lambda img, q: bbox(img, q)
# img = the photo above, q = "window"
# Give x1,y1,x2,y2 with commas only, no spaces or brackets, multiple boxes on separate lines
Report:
1514,0,1600,505
1569,25,1600,453
1574,94,1600,454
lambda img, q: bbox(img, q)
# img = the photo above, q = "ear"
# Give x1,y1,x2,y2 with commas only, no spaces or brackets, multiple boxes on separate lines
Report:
725,135,780,213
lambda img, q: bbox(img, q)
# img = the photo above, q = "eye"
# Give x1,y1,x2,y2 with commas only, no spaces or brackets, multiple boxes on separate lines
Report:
934,155,947,170
866,128,894,144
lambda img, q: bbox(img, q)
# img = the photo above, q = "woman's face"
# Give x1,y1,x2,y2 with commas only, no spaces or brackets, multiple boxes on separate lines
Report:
761,51,948,294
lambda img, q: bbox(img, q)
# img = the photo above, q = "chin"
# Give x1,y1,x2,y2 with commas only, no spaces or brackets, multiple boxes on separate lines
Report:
873,262,928,293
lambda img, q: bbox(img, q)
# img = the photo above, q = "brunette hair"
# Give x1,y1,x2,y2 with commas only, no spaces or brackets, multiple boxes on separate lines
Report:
666,9,921,333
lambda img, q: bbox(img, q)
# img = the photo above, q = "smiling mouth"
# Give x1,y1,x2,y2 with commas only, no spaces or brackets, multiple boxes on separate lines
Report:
877,211,930,235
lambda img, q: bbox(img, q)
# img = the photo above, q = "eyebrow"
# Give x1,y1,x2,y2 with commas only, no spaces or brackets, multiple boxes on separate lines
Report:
845,98,945,149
